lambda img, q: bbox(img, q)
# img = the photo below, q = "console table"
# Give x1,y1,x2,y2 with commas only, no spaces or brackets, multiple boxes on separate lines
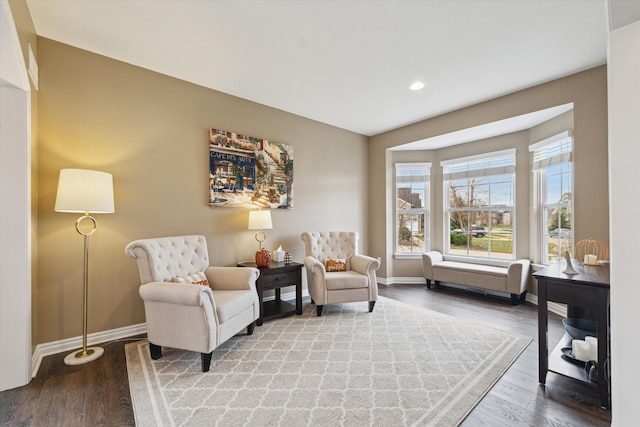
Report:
533,261,610,408
237,261,303,326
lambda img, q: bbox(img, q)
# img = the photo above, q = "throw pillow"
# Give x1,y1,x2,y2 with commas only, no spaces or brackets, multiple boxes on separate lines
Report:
171,271,209,286
325,258,347,272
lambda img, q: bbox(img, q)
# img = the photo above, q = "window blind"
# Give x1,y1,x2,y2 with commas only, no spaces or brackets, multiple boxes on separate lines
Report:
396,163,431,183
441,149,515,181
529,131,572,170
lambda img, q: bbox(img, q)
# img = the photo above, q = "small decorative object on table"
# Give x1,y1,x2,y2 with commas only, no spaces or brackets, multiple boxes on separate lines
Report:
284,252,292,264
275,245,285,262
255,248,272,267
575,238,609,266
562,251,579,275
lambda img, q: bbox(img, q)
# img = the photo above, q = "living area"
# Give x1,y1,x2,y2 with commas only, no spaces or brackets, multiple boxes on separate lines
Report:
1,1,638,426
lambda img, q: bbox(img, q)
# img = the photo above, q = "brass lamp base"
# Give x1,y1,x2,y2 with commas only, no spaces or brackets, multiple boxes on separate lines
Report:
63,346,104,366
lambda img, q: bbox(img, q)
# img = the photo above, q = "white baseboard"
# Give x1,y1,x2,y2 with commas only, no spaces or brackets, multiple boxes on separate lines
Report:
377,277,424,285
266,288,310,301
525,293,567,317
31,323,147,378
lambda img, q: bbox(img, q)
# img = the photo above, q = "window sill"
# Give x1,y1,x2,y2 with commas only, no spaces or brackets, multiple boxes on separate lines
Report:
394,253,423,260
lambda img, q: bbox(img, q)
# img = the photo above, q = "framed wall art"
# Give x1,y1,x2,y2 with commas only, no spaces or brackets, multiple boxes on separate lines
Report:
209,129,293,209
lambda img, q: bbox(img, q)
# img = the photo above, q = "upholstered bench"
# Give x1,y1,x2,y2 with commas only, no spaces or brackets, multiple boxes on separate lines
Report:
422,251,530,305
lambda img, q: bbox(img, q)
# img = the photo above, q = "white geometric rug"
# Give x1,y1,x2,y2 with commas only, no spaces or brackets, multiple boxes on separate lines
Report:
125,296,531,427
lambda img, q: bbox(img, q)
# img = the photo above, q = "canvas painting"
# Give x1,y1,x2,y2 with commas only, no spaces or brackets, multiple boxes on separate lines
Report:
209,129,293,209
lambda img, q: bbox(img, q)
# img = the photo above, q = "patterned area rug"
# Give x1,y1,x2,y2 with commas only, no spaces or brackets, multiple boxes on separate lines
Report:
125,296,531,426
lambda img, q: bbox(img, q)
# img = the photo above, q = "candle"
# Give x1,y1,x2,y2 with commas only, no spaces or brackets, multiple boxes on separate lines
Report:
584,254,597,265
572,339,592,362
585,336,598,362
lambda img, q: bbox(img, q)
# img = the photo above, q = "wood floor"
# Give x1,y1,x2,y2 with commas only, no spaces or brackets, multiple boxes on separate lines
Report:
0,283,611,426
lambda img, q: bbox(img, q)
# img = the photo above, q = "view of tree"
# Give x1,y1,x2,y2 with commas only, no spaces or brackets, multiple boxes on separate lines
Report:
548,208,571,232
448,178,487,233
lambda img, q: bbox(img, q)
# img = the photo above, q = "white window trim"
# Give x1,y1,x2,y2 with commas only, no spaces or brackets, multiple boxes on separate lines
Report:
443,150,516,261
530,131,574,265
394,162,430,256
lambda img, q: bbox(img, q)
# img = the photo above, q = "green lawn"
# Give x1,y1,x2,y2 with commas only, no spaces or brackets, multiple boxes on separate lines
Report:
451,235,513,254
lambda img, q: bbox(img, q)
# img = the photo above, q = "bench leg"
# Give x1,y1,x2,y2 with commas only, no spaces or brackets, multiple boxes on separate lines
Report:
426,279,432,289
510,293,520,305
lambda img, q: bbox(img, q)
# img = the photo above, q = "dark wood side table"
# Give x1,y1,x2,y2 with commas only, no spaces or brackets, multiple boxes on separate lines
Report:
533,261,610,408
237,261,303,326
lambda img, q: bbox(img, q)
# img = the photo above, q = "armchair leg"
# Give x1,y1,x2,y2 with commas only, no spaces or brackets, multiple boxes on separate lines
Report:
149,343,162,360
310,297,315,305
201,352,213,372
316,305,324,316
247,321,256,335
369,301,376,312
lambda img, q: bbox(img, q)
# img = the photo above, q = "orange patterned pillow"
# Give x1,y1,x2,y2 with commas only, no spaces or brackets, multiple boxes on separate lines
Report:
171,271,209,286
325,258,347,272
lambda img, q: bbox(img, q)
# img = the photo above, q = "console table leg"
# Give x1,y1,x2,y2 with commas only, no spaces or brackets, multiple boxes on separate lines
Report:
296,277,302,315
596,291,610,408
538,281,549,385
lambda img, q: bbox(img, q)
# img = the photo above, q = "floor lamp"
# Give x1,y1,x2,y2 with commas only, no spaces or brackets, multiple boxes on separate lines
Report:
55,168,115,365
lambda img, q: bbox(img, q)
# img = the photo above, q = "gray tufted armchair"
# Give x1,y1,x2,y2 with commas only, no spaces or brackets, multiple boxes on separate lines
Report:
301,231,380,316
125,235,260,371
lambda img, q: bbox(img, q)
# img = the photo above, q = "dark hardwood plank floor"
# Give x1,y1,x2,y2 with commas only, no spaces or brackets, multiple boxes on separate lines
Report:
0,283,611,426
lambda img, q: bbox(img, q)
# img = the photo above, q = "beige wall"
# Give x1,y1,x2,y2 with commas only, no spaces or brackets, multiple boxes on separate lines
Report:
370,66,608,285
36,38,369,345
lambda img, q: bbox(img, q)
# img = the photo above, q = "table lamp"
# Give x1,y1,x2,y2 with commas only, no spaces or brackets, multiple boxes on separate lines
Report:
248,209,272,250
55,168,114,365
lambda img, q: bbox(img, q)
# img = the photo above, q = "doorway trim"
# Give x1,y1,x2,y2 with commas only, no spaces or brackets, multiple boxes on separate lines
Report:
0,0,33,391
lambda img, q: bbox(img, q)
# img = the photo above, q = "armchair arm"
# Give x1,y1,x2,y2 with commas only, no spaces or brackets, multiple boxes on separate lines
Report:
139,281,214,307
304,256,325,276
303,255,327,304
422,251,443,280
350,254,380,276
205,266,259,291
506,259,531,295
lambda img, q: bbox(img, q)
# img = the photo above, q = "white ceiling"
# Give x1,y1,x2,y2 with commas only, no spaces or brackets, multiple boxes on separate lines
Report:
26,0,608,139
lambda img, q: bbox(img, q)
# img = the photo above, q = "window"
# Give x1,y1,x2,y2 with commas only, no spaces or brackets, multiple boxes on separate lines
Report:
443,149,515,260
530,131,573,264
395,163,430,256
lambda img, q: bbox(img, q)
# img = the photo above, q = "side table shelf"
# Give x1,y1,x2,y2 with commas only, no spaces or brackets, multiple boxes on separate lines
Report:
533,262,610,409
548,332,593,383
237,261,303,326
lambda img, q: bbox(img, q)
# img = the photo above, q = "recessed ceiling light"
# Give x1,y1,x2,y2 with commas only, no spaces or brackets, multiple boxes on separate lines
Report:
409,81,425,91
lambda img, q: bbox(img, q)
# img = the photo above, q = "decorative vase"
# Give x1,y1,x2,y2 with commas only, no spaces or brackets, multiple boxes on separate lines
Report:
562,251,579,275
255,249,272,267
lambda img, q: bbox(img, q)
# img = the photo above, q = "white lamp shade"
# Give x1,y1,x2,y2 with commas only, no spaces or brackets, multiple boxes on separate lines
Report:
55,169,115,213
248,209,273,230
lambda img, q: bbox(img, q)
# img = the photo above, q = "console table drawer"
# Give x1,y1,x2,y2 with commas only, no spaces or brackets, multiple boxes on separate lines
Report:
260,271,297,289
